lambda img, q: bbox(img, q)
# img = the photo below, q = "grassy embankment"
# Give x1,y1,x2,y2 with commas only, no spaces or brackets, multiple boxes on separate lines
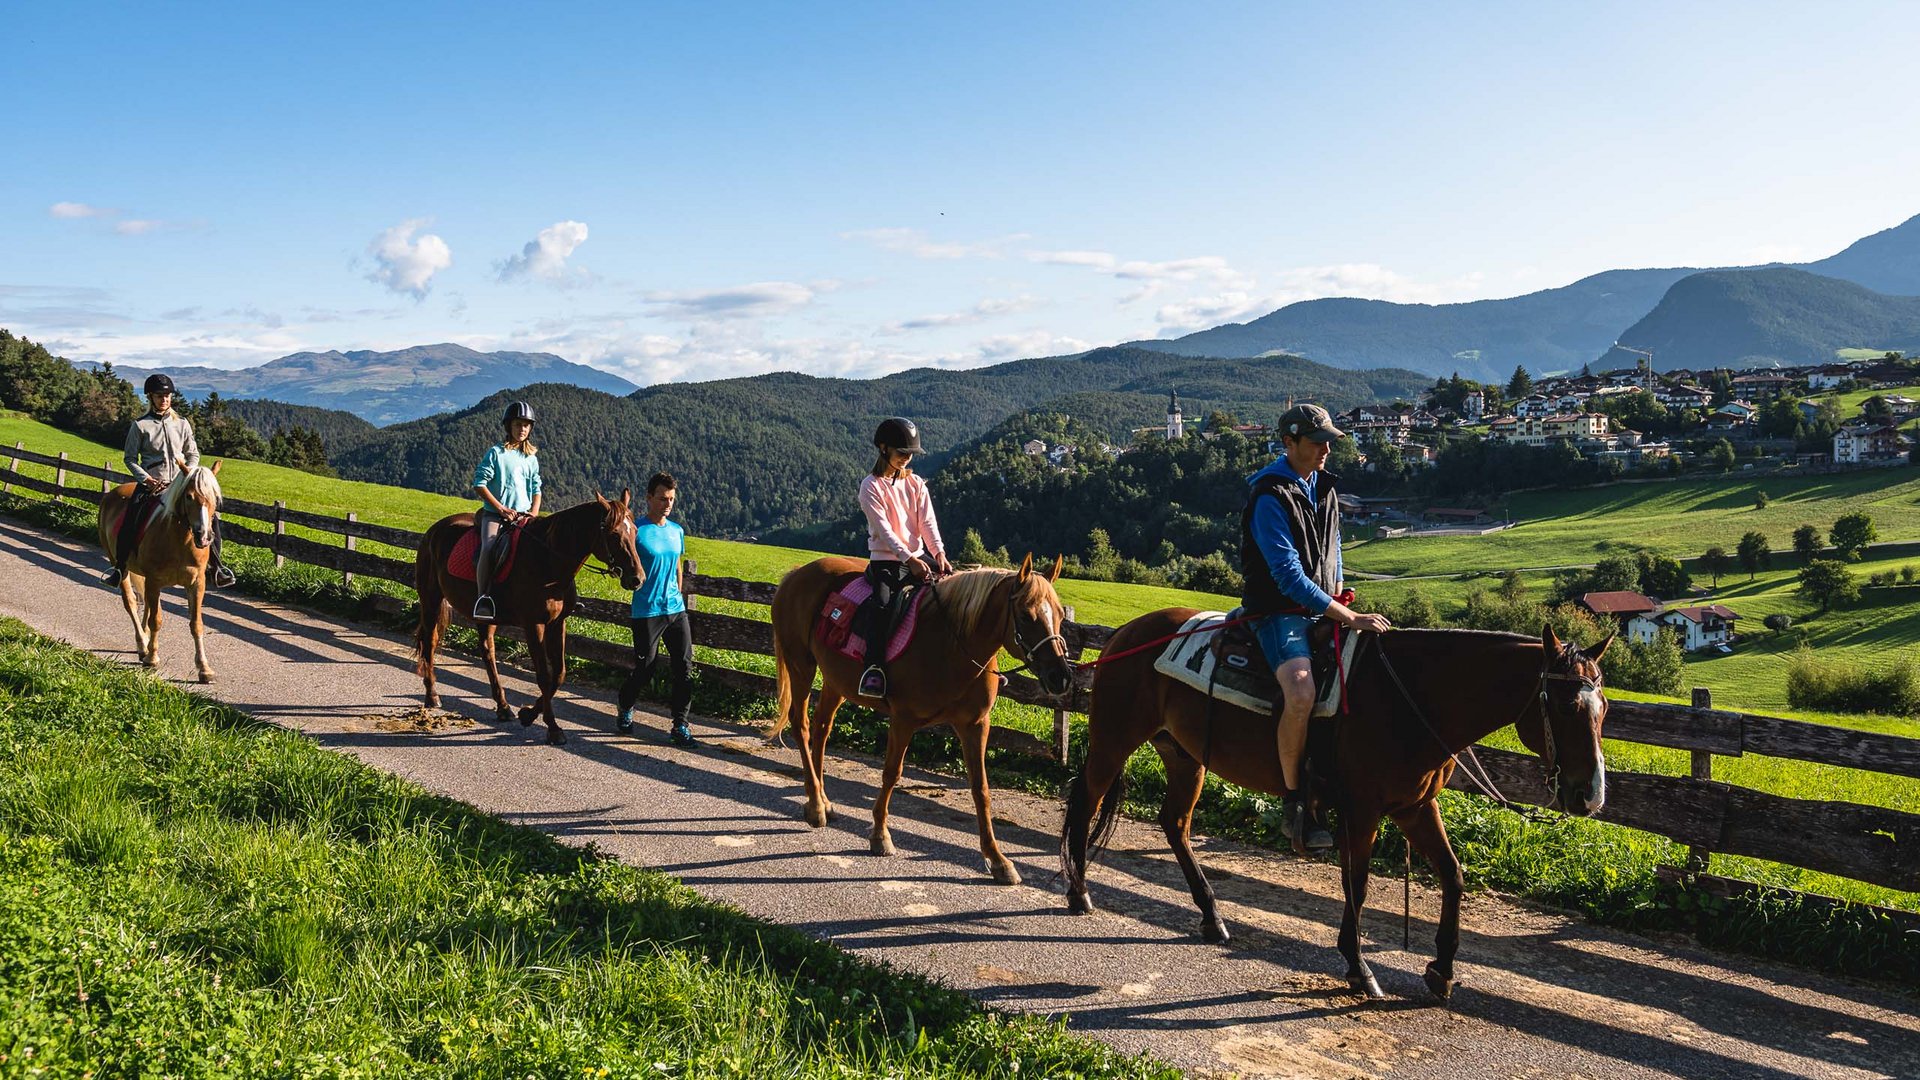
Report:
4,412,1917,982
0,618,1171,1078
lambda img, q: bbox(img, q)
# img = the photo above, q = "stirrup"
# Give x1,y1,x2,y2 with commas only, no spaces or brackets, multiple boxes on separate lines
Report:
103,568,123,587
472,595,497,621
858,665,888,698
211,565,236,589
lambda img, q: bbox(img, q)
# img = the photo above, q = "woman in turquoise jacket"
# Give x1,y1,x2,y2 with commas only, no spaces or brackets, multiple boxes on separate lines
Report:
471,401,542,621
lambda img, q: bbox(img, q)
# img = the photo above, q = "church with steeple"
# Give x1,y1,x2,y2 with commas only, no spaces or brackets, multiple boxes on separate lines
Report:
1166,389,1184,440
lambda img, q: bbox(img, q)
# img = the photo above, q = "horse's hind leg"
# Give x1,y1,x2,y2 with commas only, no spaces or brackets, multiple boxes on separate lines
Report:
478,624,512,722
955,717,1019,886
1062,713,1140,914
537,622,567,745
808,687,843,826
188,577,213,683
1337,810,1386,1001
1394,799,1464,1001
1153,734,1227,944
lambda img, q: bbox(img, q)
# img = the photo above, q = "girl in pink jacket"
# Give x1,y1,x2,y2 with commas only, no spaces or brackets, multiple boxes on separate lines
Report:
857,417,952,698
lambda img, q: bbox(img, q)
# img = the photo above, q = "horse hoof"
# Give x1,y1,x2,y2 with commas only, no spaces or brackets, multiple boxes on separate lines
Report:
804,807,829,829
1067,891,1095,915
870,834,896,856
990,862,1022,887
494,706,513,723
545,727,566,746
198,672,215,684
1202,919,1231,945
425,694,440,709
1350,973,1387,1001
1423,963,1454,1002
518,705,539,727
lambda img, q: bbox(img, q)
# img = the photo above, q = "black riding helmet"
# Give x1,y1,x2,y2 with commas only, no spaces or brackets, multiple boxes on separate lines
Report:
873,417,921,452
503,401,536,425
143,373,176,397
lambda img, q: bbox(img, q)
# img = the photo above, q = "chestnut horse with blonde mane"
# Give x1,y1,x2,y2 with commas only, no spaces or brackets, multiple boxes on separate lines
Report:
97,461,226,683
1061,615,1611,1000
769,554,1076,885
413,493,643,744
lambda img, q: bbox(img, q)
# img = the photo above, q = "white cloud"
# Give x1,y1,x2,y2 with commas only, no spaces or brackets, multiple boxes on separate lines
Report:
1029,249,1250,287
1147,263,1493,334
1154,291,1274,333
49,201,118,219
642,280,819,320
113,219,163,236
880,295,1040,335
496,220,590,283
842,227,1026,260
364,219,453,299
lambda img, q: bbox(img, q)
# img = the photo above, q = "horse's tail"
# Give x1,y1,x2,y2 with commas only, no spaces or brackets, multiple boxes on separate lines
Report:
767,629,794,742
1058,767,1127,883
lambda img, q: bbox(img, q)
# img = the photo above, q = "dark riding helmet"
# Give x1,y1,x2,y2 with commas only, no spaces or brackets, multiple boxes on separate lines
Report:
143,373,176,397
503,401,536,425
873,417,921,452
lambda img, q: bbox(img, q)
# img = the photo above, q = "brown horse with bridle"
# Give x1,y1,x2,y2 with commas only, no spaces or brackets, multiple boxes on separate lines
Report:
413,493,642,743
769,554,1076,885
97,461,226,683
1060,616,1611,1001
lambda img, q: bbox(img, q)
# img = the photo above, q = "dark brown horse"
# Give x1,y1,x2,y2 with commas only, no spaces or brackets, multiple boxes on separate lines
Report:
768,555,1076,885
1060,615,1610,1000
97,461,225,682
414,494,642,743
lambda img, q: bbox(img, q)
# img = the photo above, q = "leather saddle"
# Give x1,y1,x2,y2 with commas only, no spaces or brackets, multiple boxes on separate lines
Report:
1209,610,1341,691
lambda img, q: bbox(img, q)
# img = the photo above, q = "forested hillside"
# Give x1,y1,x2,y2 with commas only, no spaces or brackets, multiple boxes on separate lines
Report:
224,399,379,453
334,347,1430,536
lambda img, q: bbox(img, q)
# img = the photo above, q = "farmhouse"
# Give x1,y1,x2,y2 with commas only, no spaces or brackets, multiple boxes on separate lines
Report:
1578,591,1660,626
1629,604,1740,652
1833,424,1910,465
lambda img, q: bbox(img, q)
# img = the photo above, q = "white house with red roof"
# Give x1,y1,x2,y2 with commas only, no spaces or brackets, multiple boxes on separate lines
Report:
1627,604,1741,652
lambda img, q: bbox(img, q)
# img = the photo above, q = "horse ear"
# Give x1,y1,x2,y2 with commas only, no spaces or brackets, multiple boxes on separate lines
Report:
595,491,610,508
1048,554,1063,584
210,460,223,475
1019,552,1034,580
1588,631,1615,662
620,487,631,505
1541,623,1562,655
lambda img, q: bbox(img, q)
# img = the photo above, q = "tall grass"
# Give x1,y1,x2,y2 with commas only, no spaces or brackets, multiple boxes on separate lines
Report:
0,620,1171,1078
1786,648,1920,715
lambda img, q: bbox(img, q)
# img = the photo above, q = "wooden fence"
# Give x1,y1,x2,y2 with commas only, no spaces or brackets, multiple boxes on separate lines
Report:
3,442,1918,908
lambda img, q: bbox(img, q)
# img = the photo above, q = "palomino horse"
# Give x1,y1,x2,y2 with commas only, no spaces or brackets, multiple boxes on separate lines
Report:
413,494,642,744
96,461,225,683
1061,618,1610,1001
769,554,1077,885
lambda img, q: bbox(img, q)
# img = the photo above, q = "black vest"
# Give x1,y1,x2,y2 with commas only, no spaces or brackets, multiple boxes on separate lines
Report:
1240,467,1342,616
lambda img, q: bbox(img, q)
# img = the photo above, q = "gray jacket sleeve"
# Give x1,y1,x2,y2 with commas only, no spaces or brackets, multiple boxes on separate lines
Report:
181,418,201,471
124,421,149,481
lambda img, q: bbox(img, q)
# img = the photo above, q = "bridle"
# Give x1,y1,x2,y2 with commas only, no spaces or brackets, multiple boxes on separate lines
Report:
929,576,1071,692
1535,644,1604,806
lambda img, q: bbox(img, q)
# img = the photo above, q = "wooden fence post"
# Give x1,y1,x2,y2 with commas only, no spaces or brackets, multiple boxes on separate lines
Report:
102,459,113,495
53,452,68,503
682,558,696,610
273,500,287,569
1687,687,1714,873
1054,604,1076,762
343,512,356,588
4,441,19,493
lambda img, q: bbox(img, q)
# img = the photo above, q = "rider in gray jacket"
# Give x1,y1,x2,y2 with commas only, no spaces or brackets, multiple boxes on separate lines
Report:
105,373,235,588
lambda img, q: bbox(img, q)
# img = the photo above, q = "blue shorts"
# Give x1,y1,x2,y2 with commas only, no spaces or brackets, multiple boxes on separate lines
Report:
1254,614,1314,671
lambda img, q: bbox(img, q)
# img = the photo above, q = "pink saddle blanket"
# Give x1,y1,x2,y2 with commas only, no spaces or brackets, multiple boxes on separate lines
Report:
816,576,925,663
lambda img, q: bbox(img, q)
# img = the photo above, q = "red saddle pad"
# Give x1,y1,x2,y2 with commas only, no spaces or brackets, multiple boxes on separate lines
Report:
815,575,924,663
106,495,166,559
447,525,521,583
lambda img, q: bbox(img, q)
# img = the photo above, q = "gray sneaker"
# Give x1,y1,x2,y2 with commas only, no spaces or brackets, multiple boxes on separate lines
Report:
1281,797,1335,854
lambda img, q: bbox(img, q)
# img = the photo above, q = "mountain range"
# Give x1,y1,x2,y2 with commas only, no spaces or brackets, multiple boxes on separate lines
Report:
1134,213,1920,379
94,344,637,425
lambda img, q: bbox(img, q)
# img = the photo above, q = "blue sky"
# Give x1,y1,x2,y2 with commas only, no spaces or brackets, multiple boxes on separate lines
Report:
5,1,1919,386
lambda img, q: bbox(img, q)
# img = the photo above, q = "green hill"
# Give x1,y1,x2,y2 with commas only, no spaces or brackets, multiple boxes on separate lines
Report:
223,398,380,454
333,347,1430,537
1596,268,1920,371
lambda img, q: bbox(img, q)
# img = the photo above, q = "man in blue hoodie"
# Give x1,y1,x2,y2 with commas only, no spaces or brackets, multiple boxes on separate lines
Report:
1242,403,1391,853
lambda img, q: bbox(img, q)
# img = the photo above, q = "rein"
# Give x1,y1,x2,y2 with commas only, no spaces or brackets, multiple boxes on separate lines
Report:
500,509,629,580
925,575,1069,687
1372,638,1594,823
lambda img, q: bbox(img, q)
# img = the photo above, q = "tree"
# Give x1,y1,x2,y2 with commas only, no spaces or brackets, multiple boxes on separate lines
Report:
1495,570,1527,602
1829,512,1878,562
1763,612,1793,637
957,528,996,567
1709,439,1736,472
1083,527,1120,581
1736,531,1770,580
1864,395,1895,424
1759,397,1808,439
1637,552,1692,599
1394,588,1439,629
1799,559,1860,612
1701,546,1729,587
1754,490,1770,510
1792,523,1822,564
1506,365,1533,400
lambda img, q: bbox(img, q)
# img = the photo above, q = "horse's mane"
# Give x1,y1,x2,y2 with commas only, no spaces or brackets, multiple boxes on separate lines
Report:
164,466,221,519
935,568,1018,636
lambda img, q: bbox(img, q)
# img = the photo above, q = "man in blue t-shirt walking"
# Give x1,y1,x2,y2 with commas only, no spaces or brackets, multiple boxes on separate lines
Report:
618,472,696,746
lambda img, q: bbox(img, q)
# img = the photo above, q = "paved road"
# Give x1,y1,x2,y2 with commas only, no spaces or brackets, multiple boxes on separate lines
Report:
4,516,1916,1079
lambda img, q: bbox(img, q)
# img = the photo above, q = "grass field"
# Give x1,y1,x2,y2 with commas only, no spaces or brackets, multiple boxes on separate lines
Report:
0,619,1169,1079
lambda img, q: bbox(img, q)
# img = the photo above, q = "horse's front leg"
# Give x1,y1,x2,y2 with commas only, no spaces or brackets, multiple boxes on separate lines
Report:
518,622,555,738
478,623,512,722
1394,799,1464,1001
1338,809,1385,1000
188,574,213,683
538,620,567,744
955,714,1020,885
140,578,164,668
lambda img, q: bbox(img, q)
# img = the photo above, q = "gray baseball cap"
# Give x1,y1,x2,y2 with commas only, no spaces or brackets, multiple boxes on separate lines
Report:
1278,403,1345,442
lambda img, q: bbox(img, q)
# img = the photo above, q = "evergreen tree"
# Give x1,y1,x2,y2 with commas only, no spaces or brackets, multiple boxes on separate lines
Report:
1506,365,1533,400
1737,530,1770,579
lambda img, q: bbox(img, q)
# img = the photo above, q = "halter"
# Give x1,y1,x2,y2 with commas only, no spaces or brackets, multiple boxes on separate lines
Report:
513,505,638,582
928,576,1070,692
1374,637,1599,819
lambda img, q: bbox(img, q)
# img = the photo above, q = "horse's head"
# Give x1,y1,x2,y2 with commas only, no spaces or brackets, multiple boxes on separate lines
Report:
593,490,643,591
1007,553,1076,699
167,460,223,549
1523,624,1611,816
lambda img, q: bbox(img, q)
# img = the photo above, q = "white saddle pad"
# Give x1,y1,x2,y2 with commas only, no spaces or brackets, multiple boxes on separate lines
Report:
1151,611,1361,717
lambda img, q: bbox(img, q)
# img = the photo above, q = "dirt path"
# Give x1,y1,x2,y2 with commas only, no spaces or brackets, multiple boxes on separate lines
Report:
4,516,1916,1079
